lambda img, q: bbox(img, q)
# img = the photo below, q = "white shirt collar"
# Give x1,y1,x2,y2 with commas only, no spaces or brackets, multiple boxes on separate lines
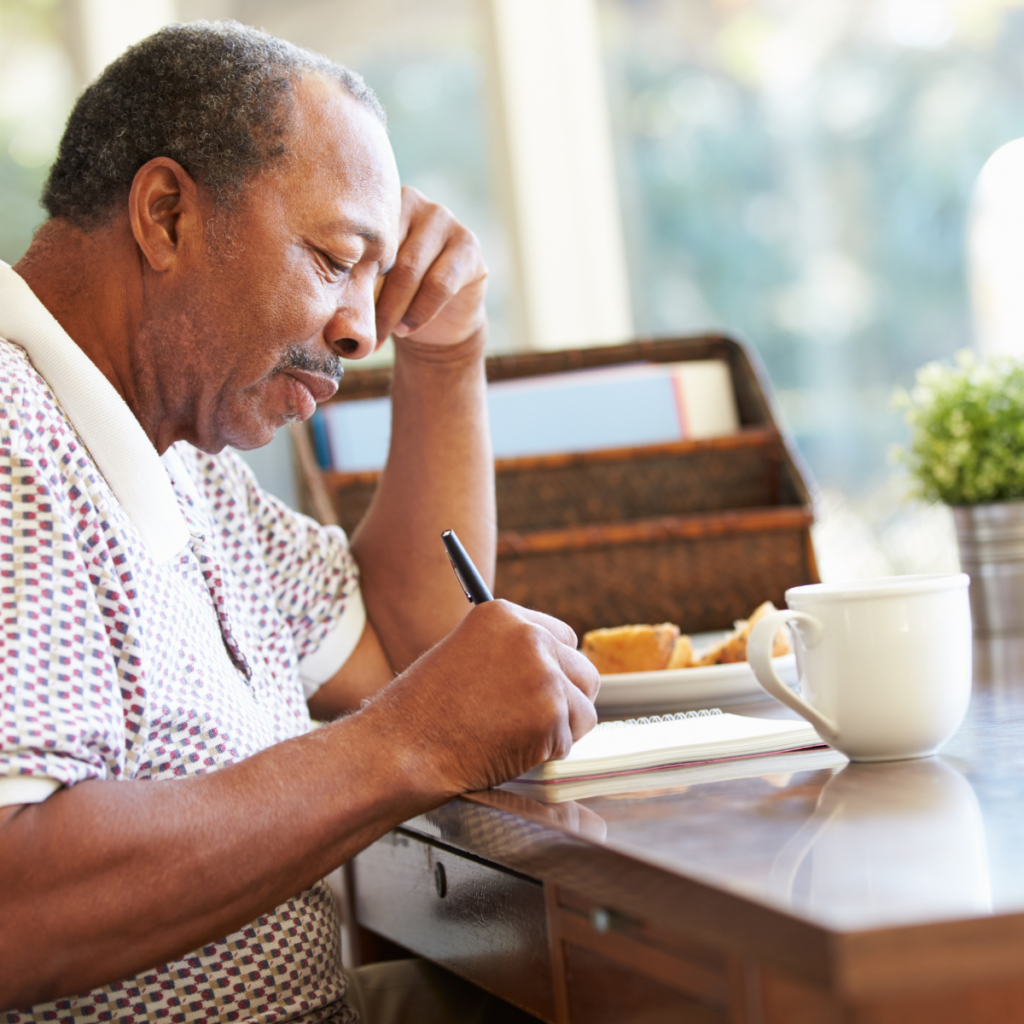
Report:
0,261,189,563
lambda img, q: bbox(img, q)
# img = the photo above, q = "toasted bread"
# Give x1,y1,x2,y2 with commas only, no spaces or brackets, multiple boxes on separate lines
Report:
748,600,792,657
666,635,694,670
693,631,750,665
581,623,679,674
693,601,791,666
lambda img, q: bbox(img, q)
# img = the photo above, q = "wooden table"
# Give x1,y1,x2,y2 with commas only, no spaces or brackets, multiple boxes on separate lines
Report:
350,638,1024,1023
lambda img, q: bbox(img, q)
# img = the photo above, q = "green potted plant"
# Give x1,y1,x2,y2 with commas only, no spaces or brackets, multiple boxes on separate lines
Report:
894,349,1024,636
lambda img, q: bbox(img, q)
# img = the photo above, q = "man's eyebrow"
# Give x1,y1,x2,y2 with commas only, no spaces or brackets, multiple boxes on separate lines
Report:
324,219,383,246
321,219,395,271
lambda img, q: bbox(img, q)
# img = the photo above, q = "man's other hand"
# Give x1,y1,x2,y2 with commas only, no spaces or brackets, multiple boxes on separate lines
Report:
373,186,487,348
362,600,601,797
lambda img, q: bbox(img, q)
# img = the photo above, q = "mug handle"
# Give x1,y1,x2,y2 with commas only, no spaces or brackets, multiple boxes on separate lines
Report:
748,610,839,745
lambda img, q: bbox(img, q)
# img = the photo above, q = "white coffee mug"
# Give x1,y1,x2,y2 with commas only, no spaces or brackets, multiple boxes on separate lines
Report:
747,574,972,762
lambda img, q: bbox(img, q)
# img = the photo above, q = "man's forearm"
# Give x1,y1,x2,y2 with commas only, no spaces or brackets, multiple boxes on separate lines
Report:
352,329,495,671
0,564,601,1013
0,708,432,1011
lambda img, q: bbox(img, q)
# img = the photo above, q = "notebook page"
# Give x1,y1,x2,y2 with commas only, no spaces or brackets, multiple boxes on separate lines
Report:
503,746,846,803
520,712,822,781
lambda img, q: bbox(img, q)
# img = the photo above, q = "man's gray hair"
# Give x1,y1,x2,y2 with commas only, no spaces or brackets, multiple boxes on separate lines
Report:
43,20,386,228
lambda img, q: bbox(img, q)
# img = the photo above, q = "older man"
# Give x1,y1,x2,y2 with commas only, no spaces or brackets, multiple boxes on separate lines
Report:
0,21,598,1024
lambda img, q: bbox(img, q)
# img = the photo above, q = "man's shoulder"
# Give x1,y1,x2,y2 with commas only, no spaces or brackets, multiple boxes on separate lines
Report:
0,335,73,434
0,335,103,511
0,334,52,388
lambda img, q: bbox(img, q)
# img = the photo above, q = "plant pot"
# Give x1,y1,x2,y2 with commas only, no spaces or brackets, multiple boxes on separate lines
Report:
953,501,1024,637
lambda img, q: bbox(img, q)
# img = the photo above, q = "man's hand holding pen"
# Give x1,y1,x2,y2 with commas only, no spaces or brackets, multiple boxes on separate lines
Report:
362,599,600,797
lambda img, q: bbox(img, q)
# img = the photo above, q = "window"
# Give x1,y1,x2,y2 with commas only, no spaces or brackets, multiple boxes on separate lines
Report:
599,0,1024,501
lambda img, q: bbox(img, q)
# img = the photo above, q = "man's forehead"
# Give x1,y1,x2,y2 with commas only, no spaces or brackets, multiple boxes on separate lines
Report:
276,74,401,246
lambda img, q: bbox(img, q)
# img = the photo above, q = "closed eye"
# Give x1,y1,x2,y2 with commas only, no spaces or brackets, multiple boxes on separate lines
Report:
315,247,351,277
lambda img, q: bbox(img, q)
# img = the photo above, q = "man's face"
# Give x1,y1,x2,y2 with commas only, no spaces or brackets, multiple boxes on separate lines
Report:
146,73,401,454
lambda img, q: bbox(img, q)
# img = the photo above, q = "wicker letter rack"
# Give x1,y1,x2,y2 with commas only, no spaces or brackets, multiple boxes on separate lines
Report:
292,334,819,638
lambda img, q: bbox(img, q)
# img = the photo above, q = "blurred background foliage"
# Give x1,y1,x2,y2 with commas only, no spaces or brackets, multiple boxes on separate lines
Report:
0,0,74,265
600,0,1024,496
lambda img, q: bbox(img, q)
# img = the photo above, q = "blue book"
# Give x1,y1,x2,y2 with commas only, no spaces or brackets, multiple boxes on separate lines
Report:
309,409,333,470
320,361,738,473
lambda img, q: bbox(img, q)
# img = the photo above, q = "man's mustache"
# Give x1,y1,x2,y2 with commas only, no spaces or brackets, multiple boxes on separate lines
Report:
279,347,345,384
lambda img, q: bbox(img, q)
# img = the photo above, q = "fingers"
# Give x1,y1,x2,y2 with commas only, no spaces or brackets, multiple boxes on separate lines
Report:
391,233,481,337
385,597,600,792
507,602,579,650
541,677,597,763
469,601,598,759
479,599,599,711
562,673,599,743
375,187,486,344
374,196,447,338
541,631,599,758
555,642,602,705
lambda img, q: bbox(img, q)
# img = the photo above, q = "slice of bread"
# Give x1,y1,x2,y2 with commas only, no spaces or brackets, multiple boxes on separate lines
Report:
581,623,680,674
666,635,694,670
748,600,792,657
692,601,793,666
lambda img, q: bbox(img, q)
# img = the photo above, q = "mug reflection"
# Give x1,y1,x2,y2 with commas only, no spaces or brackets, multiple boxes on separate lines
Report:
769,757,991,928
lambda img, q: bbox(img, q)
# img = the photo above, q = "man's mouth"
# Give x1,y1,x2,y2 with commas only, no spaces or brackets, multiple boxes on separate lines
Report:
283,367,342,404
280,368,341,420
275,346,345,418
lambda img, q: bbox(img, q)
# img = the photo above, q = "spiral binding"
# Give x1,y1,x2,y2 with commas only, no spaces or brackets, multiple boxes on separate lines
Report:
596,708,723,731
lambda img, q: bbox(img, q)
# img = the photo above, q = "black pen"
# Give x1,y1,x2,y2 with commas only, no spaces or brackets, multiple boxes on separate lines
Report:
441,529,493,604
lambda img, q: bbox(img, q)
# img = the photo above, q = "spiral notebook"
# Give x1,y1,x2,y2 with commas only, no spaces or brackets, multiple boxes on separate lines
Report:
515,710,824,786
502,746,845,803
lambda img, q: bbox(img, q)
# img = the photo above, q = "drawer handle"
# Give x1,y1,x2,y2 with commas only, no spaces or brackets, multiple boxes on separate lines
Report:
434,862,448,899
590,906,635,934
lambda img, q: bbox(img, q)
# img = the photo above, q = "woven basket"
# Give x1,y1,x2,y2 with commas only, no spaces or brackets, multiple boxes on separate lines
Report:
292,334,819,637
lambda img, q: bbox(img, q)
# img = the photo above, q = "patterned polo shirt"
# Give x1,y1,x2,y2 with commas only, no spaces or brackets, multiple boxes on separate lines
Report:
0,263,364,1024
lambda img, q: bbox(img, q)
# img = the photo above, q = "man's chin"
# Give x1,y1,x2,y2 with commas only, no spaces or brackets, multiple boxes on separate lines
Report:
201,417,289,454
229,424,287,452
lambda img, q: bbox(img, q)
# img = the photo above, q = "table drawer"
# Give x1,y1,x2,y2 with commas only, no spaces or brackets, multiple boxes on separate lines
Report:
553,888,732,1024
563,943,727,1024
352,828,555,1022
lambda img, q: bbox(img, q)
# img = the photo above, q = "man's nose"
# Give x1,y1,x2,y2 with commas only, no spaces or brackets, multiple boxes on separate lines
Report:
323,294,376,360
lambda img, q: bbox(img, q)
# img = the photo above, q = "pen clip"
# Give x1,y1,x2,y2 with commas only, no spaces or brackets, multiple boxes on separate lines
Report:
444,545,476,604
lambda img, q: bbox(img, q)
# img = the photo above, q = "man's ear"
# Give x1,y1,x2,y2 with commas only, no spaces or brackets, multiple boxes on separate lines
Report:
128,157,205,272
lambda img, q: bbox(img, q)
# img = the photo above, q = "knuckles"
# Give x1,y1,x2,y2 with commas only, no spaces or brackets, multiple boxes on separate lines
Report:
402,187,484,259
387,250,426,285
451,223,483,258
403,188,453,232
546,720,576,763
473,600,551,655
415,268,460,307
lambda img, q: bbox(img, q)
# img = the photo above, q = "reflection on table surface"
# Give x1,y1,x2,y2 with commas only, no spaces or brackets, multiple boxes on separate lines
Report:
417,636,1024,935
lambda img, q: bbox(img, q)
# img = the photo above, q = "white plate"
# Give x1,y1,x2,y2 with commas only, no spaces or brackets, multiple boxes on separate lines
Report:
596,654,797,714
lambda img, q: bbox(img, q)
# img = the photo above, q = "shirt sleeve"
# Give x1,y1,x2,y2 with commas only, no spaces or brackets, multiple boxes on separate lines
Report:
0,419,127,799
0,776,60,808
210,449,365,696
